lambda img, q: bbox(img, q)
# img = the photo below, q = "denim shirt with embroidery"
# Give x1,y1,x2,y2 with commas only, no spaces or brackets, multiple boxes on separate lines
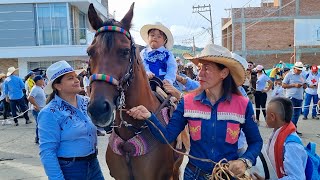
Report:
38,94,97,179
146,91,262,173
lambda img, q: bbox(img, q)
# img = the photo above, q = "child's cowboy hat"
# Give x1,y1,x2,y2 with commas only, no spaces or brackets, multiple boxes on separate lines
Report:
44,60,82,95
140,22,174,50
7,67,19,76
183,44,245,86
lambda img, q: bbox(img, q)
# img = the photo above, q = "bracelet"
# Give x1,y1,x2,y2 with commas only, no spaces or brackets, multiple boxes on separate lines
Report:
238,158,248,169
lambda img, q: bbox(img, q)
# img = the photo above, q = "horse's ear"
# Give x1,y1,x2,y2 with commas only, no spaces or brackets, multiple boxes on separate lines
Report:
88,3,103,31
120,3,134,30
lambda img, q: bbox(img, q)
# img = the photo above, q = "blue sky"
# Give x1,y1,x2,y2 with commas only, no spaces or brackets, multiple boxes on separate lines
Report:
108,0,262,47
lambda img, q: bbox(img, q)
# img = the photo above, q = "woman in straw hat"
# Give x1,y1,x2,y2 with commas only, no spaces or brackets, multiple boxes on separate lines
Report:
140,22,177,85
37,60,104,180
127,44,262,179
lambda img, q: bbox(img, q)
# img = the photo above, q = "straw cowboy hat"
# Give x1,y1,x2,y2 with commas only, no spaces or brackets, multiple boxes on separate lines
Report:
7,67,19,76
293,61,304,71
140,22,174,50
232,53,248,70
183,44,245,86
44,60,82,95
0,73,6,79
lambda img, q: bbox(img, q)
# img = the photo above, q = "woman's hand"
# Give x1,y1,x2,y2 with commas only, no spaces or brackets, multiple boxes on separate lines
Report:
228,159,247,177
127,105,151,120
163,81,181,100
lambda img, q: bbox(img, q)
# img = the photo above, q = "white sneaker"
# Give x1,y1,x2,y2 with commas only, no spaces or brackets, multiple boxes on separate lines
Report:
1,120,12,125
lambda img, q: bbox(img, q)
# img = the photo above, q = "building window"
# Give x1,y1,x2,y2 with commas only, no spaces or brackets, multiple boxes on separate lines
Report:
28,61,75,72
35,3,69,45
317,27,320,41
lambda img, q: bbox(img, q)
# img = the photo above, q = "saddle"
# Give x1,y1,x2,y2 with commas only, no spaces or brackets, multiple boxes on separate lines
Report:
149,77,177,115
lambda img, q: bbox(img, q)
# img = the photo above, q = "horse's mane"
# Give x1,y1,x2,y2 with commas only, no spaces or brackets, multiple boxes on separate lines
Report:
87,19,120,54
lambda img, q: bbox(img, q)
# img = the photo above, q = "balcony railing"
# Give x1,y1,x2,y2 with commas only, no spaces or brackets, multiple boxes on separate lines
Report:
70,28,94,45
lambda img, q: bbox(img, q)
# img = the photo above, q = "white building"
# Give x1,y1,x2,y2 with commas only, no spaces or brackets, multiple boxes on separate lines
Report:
0,0,109,77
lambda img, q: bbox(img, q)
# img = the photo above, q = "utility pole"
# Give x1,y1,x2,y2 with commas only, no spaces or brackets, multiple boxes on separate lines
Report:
192,36,196,55
193,4,214,44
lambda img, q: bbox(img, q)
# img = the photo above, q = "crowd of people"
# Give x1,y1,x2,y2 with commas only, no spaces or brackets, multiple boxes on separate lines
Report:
0,21,319,180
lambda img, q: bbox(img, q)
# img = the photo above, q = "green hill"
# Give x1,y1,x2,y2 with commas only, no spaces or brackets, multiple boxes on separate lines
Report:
171,45,203,64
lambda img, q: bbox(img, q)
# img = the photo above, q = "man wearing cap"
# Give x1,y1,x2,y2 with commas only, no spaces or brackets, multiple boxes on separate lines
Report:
28,75,46,143
282,62,307,134
303,65,320,120
4,67,31,126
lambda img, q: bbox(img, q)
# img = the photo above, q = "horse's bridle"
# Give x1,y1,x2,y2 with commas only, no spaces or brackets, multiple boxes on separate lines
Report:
87,25,147,132
88,25,136,110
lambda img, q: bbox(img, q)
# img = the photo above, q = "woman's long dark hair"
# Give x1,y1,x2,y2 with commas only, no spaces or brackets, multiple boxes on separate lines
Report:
46,75,64,104
215,63,241,98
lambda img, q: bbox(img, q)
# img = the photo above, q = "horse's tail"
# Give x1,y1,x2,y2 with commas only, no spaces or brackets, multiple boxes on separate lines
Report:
172,146,185,180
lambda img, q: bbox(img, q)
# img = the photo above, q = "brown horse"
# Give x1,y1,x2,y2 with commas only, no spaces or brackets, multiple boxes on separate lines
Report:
87,3,182,180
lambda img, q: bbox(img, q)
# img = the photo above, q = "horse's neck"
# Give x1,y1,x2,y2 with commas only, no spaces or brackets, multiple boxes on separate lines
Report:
126,72,159,111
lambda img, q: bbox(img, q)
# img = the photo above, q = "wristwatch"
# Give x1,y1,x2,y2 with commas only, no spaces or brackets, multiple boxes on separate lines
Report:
238,158,252,169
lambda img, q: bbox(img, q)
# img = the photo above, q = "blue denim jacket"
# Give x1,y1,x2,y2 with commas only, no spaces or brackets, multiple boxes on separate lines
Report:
38,94,97,179
146,91,262,173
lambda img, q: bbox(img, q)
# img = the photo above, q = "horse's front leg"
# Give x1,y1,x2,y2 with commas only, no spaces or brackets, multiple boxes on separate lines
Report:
106,146,131,180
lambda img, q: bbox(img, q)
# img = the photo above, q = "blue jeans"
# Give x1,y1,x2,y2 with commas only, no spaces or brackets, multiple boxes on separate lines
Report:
289,97,303,128
9,98,29,123
183,166,209,180
32,110,39,140
58,157,104,180
303,93,319,118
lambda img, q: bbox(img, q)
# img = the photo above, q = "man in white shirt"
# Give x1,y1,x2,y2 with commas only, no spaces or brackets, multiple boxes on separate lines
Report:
28,75,46,144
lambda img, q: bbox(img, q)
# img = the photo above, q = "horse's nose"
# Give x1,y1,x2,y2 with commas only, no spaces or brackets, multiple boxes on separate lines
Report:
88,99,113,126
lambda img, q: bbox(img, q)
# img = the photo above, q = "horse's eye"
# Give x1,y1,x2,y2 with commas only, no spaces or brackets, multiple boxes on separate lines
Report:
120,49,130,58
87,48,95,57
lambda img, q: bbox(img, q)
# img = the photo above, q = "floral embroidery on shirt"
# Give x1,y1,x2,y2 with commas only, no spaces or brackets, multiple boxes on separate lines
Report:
225,122,240,144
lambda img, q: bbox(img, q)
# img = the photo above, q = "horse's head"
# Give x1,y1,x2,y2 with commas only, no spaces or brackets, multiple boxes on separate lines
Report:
87,3,135,127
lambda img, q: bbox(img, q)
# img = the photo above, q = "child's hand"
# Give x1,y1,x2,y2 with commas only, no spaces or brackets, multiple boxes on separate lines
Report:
163,79,170,84
147,72,155,79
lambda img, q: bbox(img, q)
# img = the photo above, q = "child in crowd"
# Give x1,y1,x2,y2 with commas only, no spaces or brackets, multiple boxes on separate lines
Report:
253,97,307,180
140,22,177,85
271,79,284,98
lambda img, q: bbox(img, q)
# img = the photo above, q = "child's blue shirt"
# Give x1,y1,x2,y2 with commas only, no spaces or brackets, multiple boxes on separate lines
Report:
140,46,177,84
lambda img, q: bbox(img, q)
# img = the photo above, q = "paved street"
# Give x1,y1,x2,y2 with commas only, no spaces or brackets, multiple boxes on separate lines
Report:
0,111,319,180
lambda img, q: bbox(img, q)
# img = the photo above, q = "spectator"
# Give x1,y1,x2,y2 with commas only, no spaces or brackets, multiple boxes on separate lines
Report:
254,65,273,124
253,97,307,180
303,65,320,120
4,67,31,126
282,62,307,135
24,71,36,96
0,74,11,125
272,79,285,98
28,75,46,144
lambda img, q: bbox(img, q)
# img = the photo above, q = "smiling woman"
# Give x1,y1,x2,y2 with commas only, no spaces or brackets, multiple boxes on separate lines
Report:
37,60,104,180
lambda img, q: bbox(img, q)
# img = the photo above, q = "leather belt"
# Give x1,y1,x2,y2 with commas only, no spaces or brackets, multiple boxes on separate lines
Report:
58,151,97,161
186,163,211,179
